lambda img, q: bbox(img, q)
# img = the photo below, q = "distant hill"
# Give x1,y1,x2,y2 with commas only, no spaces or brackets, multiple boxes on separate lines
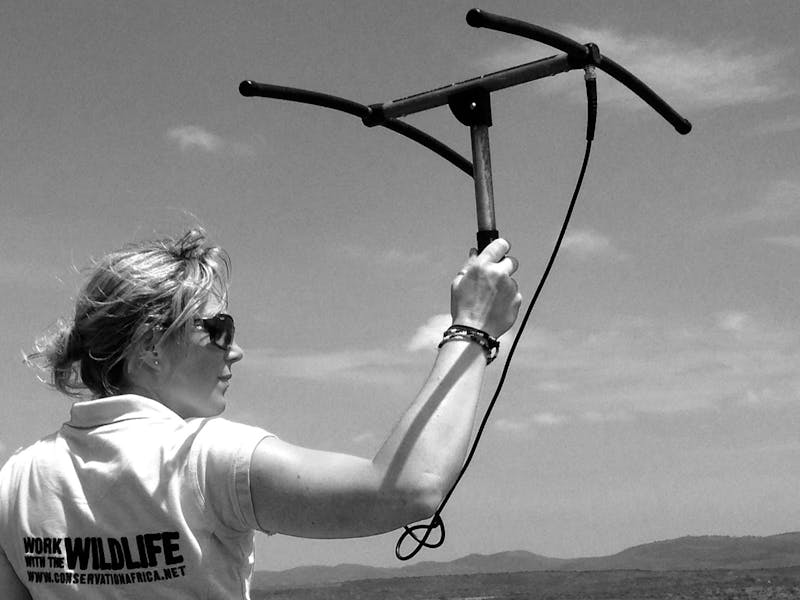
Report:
253,532,800,590
565,532,800,571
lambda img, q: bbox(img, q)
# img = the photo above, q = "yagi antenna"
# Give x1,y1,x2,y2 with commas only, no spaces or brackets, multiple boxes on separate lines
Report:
239,8,692,560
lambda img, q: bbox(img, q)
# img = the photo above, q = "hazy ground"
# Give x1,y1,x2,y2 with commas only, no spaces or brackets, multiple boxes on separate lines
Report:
253,567,800,599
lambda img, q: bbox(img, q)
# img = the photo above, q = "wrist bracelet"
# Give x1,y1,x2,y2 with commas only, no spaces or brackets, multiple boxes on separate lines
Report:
437,325,499,364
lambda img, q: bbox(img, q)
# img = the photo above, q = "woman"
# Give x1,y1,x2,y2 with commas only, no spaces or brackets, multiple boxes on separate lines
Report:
0,229,521,599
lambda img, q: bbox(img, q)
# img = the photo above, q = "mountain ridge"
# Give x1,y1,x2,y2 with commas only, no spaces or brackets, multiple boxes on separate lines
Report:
253,531,800,590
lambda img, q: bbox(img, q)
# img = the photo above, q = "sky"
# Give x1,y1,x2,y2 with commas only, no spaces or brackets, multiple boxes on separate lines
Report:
1,0,799,572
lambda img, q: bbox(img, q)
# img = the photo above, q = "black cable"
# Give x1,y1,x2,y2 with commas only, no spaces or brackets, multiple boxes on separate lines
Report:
395,68,597,561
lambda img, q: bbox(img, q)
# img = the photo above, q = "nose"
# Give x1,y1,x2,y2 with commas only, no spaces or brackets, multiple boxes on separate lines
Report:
226,341,244,364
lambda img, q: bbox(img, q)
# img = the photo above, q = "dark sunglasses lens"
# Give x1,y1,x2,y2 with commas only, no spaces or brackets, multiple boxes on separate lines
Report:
205,314,234,349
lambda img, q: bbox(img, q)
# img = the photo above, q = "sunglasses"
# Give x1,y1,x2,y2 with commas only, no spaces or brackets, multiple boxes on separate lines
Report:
194,313,235,350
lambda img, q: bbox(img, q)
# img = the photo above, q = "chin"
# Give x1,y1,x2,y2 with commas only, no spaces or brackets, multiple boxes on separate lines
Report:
210,395,228,416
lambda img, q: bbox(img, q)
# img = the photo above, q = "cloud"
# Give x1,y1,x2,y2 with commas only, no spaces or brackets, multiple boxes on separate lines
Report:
536,380,572,393
532,412,568,427
479,25,796,111
491,412,568,433
168,126,223,152
715,310,753,334
509,311,800,415
750,115,800,136
492,418,530,433
561,229,625,261
406,313,452,352
167,125,254,155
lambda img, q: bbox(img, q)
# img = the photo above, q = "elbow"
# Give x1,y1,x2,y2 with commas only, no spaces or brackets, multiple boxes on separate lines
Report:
395,476,445,523
338,476,444,537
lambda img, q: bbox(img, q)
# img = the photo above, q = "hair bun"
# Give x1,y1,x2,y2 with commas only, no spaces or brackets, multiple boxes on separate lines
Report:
172,229,209,260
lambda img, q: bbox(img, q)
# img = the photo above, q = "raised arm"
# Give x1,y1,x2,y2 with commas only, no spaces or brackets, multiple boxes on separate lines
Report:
250,239,521,538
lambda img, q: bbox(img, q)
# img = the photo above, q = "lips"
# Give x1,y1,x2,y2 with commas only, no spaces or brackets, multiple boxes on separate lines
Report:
218,374,232,382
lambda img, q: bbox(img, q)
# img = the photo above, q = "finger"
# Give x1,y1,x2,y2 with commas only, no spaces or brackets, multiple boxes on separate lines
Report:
513,291,524,312
455,247,479,280
498,254,519,275
478,238,510,263
453,265,470,286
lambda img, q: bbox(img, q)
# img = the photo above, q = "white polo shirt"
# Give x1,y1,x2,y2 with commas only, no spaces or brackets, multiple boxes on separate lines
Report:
0,394,273,599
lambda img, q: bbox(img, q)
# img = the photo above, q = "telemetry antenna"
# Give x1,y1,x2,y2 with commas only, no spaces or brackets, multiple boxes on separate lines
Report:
239,8,692,559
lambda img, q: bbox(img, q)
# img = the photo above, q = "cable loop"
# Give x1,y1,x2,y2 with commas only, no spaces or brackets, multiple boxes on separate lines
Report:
395,514,445,561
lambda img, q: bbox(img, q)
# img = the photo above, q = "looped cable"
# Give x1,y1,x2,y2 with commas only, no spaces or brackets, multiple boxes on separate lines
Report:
395,514,445,561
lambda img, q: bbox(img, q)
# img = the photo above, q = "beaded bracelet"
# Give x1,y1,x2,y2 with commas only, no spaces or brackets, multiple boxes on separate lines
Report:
437,325,499,364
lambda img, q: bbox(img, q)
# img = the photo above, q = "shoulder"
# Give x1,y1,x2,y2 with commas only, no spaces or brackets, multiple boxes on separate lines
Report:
0,433,60,536
186,418,275,531
185,417,275,478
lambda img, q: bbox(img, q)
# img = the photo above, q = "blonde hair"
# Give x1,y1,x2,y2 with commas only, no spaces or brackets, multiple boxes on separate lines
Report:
27,229,231,398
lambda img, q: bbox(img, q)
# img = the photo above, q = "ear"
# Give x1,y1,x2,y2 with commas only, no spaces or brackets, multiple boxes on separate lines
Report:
136,328,168,371
123,348,160,386
125,332,164,379
139,348,161,370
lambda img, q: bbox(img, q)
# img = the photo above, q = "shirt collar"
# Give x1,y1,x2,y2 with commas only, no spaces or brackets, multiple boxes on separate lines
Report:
66,394,183,429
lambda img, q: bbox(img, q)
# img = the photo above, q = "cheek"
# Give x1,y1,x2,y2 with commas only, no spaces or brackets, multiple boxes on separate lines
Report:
165,350,221,390
189,354,224,385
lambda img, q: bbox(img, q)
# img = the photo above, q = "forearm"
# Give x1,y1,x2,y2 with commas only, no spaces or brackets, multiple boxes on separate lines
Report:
371,338,487,513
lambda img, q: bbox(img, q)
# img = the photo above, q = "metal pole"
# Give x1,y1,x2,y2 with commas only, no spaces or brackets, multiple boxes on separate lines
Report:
449,89,499,251
470,124,497,251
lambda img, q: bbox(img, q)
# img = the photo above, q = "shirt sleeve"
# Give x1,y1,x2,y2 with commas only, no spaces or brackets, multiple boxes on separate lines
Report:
191,418,275,533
